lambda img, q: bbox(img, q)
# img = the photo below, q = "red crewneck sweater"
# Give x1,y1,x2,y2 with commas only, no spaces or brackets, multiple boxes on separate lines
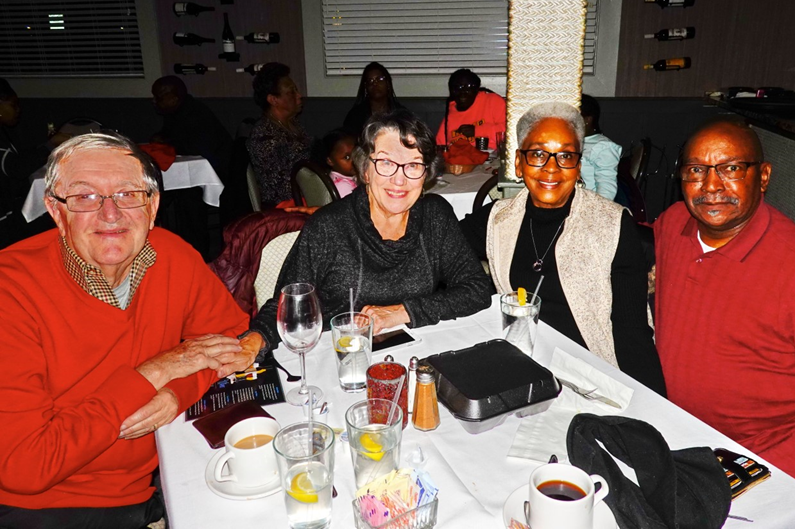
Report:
0,228,247,509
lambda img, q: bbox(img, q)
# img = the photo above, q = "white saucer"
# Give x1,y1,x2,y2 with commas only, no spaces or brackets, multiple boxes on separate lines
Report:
502,484,618,528
204,450,282,500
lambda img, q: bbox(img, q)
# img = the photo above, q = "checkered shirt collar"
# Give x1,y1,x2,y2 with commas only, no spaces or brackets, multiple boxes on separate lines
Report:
59,237,157,309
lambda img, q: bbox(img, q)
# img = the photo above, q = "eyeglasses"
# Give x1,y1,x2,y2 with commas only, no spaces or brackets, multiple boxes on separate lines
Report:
679,161,761,182
369,158,427,180
51,190,151,212
366,75,387,86
452,83,478,92
519,149,582,169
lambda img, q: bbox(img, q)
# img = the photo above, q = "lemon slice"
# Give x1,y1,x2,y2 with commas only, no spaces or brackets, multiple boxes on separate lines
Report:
359,432,385,461
287,471,318,503
517,287,527,306
337,336,353,350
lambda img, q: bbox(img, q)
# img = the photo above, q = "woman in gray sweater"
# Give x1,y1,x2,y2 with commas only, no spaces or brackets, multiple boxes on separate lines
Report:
248,109,492,356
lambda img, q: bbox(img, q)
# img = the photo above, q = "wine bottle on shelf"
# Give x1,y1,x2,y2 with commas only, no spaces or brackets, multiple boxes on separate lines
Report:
174,63,216,75
218,13,241,61
644,0,695,7
643,57,691,71
644,27,695,41
237,32,281,44
173,2,214,16
173,32,216,46
235,63,265,75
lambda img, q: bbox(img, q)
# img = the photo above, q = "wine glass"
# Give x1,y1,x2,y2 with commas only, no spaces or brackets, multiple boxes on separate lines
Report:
277,283,323,406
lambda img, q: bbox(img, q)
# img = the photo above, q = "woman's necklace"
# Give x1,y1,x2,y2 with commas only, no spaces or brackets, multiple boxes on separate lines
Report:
529,218,564,272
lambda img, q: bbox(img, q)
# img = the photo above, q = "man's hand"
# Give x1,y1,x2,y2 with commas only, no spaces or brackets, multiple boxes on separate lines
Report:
119,388,179,440
361,304,410,335
135,334,242,390
213,332,262,378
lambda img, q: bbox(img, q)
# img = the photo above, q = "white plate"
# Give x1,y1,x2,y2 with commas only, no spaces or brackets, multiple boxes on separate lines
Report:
204,450,282,501
502,484,618,528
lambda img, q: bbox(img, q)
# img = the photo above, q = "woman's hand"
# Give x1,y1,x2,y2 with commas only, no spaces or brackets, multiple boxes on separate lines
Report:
361,304,410,334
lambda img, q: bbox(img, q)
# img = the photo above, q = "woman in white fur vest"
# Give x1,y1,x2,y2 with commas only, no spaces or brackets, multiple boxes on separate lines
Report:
459,101,666,396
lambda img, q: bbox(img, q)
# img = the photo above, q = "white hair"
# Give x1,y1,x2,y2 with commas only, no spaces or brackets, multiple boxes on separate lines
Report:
516,102,585,149
44,132,160,197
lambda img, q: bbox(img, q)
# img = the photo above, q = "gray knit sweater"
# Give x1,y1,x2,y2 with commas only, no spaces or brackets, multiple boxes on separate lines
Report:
250,186,493,351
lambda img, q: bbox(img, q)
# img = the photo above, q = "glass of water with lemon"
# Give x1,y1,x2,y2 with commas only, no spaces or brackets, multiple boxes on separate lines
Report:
345,399,403,489
331,312,373,392
273,422,335,529
500,287,542,357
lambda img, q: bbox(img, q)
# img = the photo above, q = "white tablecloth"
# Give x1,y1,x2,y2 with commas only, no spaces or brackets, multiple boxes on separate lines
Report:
22,156,224,222
156,297,795,528
427,164,497,220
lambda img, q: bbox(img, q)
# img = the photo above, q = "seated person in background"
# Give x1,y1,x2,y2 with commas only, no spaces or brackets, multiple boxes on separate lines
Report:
151,76,232,182
322,128,358,198
655,118,795,476
343,63,403,136
459,102,666,396
247,63,311,208
0,132,257,528
436,69,506,149
243,110,492,357
579,94,620,201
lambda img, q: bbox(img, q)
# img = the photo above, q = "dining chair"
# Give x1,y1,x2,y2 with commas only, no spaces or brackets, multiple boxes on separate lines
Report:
253,230,301,311
246,163,262,212
290,160,340,208
615,138,651,223
472,173,500,213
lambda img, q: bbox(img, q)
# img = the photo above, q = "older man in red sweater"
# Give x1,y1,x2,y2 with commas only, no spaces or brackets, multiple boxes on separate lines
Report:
655,118,795,477
0,133,259,528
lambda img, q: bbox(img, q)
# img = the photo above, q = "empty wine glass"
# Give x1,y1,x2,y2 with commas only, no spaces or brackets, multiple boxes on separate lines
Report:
277,283,323,406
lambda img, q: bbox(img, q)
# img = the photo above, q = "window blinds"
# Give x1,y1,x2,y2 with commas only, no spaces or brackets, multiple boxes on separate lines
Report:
583,0,598,76
0,0,144,78
322,0,509,76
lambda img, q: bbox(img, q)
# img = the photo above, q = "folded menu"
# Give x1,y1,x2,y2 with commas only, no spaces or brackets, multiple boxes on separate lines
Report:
185,363,285,421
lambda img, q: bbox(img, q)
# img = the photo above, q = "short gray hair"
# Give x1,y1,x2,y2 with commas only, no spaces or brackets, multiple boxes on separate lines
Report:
44,132,161,197
516,102,585,150
352,109,442,184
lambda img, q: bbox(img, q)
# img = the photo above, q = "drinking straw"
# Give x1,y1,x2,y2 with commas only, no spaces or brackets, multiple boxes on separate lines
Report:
306,387,314,456
530,275,544,306
386,374,405,426
350,287,354,320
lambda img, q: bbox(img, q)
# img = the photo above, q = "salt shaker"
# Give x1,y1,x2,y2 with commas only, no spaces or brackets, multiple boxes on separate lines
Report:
407,356,419,416
412,365,440,431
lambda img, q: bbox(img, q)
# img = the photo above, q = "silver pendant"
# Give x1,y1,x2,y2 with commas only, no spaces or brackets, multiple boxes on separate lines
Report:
533,260,543,272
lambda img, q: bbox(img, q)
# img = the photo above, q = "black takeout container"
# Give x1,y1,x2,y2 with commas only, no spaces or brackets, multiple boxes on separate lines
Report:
425,339,561,434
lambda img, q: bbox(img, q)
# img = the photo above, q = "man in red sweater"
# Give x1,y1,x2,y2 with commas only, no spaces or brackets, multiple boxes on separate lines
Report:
655,118,795,476
0,133,258,528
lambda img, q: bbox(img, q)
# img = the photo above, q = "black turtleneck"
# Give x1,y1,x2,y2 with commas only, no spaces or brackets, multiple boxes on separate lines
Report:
460,191,667,397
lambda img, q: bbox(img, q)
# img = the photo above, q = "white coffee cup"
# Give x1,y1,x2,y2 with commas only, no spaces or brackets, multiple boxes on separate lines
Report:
526,463,609,529
213,416,280,488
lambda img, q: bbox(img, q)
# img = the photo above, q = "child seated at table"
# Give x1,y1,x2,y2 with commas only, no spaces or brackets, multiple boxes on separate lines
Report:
322,129,358,198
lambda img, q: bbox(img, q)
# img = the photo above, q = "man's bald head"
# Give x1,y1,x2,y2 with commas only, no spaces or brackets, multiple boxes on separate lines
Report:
152,76,188,115
683,118,764,163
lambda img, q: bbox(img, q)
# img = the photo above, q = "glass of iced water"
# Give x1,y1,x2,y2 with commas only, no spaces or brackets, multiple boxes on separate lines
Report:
273,422,335,529
500,291,542,357
331,312,373,392
345,399,402,489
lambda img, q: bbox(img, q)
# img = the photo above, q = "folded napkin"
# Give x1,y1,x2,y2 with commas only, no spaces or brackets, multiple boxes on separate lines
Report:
508,348,633,463
443,138,488,165
139,142,176,171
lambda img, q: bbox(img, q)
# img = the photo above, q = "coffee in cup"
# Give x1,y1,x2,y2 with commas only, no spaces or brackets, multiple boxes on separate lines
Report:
214,416,280,488
527,463,609,529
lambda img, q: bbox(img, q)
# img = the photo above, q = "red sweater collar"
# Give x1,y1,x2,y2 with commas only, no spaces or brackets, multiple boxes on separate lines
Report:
680,200,772,262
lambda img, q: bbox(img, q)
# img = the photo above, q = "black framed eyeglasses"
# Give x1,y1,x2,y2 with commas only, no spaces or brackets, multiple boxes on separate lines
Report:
369,158,427,180
679,161,761,182
51,190,152,212
452,83,478,92
519,149,582,169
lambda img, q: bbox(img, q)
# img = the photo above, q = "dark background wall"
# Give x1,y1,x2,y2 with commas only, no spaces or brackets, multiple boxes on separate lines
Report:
616,0,795,97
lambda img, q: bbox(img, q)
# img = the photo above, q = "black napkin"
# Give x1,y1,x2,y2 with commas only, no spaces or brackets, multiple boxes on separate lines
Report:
566,413,731,529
